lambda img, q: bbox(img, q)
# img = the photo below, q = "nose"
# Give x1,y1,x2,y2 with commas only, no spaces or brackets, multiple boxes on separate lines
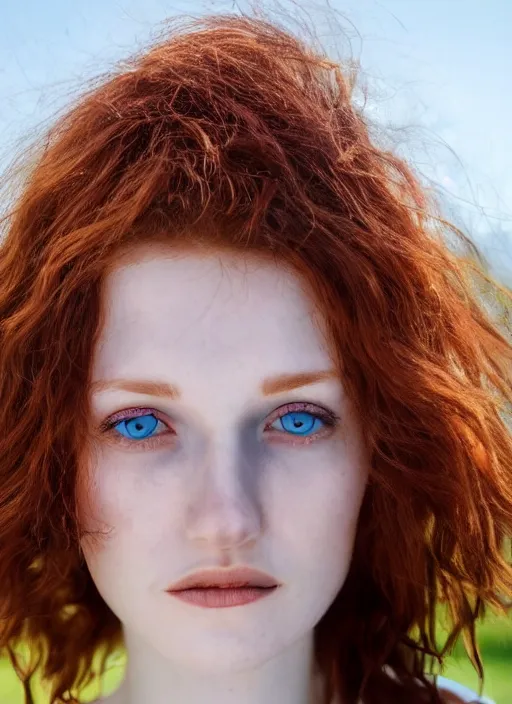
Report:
185,443,262,551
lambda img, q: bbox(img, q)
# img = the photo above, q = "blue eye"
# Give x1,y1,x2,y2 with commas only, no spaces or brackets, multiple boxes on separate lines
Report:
274,411,324,436
105,406,337,447
114,414,160,440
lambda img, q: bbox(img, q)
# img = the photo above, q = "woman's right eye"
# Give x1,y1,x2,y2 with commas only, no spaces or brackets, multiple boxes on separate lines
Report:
100,408,175,451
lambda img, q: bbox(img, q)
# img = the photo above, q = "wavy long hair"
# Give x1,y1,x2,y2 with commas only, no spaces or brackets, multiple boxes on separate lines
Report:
0,10,511,704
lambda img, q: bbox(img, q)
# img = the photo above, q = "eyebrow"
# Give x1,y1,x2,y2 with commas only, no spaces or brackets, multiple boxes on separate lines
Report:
91,370,337,399
260,370,337,395
91,378,180,398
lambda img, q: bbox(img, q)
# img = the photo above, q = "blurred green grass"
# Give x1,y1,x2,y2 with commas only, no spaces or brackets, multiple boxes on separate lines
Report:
438,614,511,702
1,616,510,703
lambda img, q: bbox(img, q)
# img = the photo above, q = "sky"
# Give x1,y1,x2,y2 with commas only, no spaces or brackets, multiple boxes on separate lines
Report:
0,0,510,284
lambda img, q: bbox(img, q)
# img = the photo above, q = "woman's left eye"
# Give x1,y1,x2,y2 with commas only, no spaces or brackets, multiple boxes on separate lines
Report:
270,411,325,436
266,403,339,443
113,414,164,440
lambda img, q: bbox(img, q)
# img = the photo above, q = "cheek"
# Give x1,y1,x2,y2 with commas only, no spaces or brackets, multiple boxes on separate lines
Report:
76,450,140,563
76,448,186,564
269,434,369,574
77,460,118,533
76,463,162,606
276,461,365,545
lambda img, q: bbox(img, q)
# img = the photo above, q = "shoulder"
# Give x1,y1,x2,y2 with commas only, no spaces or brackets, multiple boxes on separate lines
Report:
433,675,496,704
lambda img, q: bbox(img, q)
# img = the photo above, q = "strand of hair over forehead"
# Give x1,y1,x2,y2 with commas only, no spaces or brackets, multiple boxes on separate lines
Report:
0,7,510,704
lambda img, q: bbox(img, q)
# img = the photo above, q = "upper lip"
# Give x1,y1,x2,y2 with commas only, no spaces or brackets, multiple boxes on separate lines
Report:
167,566,280,591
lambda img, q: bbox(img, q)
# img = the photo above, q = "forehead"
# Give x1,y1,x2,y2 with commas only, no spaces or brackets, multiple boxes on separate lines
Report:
94,247,334,382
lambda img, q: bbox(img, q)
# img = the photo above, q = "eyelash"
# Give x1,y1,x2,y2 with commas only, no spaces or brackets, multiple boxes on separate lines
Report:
99,402,340,451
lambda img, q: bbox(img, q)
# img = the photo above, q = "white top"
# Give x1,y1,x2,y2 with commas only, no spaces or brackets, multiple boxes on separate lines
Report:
95,674,497,704
431,675,496,703
377,668,497,703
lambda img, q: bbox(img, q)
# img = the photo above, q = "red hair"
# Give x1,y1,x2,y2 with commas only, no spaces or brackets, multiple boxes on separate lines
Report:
0,11,510,704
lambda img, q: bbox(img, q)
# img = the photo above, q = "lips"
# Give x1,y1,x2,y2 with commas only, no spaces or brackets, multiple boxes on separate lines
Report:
167,565,280,592
166,566,280,609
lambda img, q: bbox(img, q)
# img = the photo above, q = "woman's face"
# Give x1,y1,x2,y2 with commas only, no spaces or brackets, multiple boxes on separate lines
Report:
78,244,369,672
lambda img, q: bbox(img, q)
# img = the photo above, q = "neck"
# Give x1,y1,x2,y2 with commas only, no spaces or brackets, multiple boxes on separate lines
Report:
111,628,324,704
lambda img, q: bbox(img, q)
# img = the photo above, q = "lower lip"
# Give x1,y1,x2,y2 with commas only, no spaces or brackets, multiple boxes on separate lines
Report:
168,586,279,608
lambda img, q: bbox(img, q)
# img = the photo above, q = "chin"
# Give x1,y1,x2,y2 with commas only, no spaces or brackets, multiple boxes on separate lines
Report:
151,629,288,674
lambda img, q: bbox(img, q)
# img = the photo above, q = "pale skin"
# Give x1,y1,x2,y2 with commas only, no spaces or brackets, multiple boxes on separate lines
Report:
77,244,372,704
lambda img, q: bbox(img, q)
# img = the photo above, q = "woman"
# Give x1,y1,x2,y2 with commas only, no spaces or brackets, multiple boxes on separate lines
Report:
0,10,510,704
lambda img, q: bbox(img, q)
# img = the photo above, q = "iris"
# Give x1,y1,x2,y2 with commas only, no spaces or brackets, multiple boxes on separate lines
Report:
115,415,159,439
278,411,322,436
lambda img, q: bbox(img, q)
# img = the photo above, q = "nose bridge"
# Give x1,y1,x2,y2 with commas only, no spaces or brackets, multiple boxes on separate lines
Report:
185,432,263,550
